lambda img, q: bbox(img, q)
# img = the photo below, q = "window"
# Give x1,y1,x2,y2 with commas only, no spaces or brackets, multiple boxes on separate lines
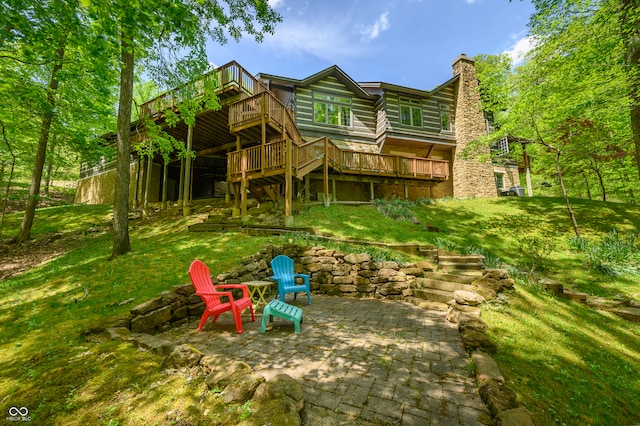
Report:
495,172,504,190
313,93,352,126
498,137,510,155
440,103,453,131
400,97,422,127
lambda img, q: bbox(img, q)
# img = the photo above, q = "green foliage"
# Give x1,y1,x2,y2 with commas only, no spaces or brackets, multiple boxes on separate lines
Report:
569,228,640,276
374,198,419,223
518,234,558,272
481,0,640,202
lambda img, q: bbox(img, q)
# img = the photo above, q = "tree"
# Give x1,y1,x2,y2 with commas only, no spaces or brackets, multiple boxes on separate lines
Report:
519,0,640,179
1,0,117,244
85,0,281,259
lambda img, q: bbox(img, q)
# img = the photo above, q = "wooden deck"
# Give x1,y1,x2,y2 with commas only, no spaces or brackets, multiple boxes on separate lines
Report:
140,61,266,120
227,137,449,183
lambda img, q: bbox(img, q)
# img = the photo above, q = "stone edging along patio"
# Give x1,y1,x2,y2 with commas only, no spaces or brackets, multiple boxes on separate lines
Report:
83,243,535,425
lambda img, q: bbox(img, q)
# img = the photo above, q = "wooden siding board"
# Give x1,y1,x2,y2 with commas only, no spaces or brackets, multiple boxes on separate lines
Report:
295,76,377,143
383,88,457,141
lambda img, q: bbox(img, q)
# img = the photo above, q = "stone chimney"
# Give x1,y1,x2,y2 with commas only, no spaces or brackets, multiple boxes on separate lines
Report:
451,54,497,198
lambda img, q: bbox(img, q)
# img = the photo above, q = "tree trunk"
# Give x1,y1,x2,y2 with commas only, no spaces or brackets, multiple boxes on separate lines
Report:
13,40,65,244
43,138,57,197
555,151,581,237
581,171,592,200
0,122,17,237
111,32,134,259
143,140,152,219
594,167,606,201
620,0,640,179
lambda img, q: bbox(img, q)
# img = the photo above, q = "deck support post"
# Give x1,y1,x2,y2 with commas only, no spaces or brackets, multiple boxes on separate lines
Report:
285,137,293,225
370,182,375,201
523,142,533,197
241,149,248,217
323,137,329,207
142,141,153,220
182,123,193,216
305,176,310,202
332,178,336,202
161,158,168,210
404,184,409,200
177,156,184,207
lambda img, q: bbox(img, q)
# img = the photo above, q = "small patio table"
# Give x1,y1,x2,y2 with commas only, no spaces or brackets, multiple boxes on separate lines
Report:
243,280,273,309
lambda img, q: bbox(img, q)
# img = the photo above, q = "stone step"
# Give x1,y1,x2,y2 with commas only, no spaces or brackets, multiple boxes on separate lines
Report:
411,288,454,304
558,290,588,304
419,247,439,259
438,262,485,270
423,272,477,285
442,269,485,277
611,307,640,322
542,281,564,294
415,278,474,293
438,254,485,263
405,297,449,312
586,297,630,311
188,223,237,232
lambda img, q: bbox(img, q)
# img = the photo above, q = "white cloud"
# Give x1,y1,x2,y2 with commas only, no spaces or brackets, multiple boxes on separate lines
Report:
359,11,391,41
503,36,535,64
268,0,285,9
263,21,364,62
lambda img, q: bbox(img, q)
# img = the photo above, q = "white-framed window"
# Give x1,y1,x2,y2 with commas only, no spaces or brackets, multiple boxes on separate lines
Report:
440,103,453,132
399,97,423,127
313,92,352,127
495,172,504,190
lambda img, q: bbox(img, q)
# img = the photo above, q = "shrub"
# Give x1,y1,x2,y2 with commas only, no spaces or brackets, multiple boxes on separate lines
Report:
374,198,418,223
569,229,640,277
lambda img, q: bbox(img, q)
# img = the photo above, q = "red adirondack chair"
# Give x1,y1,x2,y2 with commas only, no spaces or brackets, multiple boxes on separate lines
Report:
188,259,255,334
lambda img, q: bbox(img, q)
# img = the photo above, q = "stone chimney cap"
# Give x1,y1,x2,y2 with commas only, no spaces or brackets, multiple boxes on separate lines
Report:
452,53,474,66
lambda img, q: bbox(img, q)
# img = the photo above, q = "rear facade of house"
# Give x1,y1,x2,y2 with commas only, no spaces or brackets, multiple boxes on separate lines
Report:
75,54,521,211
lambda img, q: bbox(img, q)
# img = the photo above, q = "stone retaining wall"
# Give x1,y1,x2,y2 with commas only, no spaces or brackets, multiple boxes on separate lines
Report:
122,244,436,334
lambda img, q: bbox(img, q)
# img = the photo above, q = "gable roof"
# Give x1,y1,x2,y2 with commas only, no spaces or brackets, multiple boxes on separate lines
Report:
258,65,377,100
359,74,459,99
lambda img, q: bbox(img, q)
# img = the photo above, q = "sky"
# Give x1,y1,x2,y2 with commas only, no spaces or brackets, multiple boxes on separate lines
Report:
205,0,536,91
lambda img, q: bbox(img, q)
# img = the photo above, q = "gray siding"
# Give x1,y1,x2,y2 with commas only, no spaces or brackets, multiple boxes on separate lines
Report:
295,76,377,144
385,86,456,141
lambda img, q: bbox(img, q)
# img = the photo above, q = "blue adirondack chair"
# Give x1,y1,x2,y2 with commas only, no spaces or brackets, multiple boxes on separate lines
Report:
269,255,311,304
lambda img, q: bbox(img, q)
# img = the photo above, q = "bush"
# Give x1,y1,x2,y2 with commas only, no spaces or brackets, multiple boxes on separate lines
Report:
569,229,640,277
374,198,418,223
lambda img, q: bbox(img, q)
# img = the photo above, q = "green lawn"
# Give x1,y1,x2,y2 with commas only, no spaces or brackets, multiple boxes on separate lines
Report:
1,196,639,424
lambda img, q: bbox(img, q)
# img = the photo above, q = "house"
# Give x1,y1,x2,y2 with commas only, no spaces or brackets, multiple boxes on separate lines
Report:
75,54,521,219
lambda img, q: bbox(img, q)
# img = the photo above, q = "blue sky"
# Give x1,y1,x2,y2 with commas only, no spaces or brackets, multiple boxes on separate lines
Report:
206,0,535,90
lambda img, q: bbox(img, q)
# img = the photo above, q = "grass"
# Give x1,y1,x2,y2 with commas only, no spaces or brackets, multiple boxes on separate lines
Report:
1,195,640,425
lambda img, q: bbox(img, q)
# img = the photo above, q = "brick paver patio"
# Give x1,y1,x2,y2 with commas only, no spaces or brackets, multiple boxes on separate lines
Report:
161,295,487,425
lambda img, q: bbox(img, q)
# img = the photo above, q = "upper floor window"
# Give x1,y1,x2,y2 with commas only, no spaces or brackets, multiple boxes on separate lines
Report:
313,93,352,127
440,103,453,132
400,97,422,127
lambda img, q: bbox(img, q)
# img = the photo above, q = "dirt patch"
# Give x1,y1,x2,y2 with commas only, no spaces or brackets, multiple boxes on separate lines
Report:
0,230,100,281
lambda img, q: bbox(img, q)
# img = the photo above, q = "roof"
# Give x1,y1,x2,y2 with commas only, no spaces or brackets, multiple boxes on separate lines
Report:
258,65,377,100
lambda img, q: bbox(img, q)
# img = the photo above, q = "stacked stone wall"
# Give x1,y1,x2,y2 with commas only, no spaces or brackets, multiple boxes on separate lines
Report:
122,244,437,334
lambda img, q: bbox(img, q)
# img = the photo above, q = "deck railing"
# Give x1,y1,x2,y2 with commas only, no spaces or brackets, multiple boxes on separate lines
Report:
228,91,303,145
228,136,449,182
140,61,266,119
